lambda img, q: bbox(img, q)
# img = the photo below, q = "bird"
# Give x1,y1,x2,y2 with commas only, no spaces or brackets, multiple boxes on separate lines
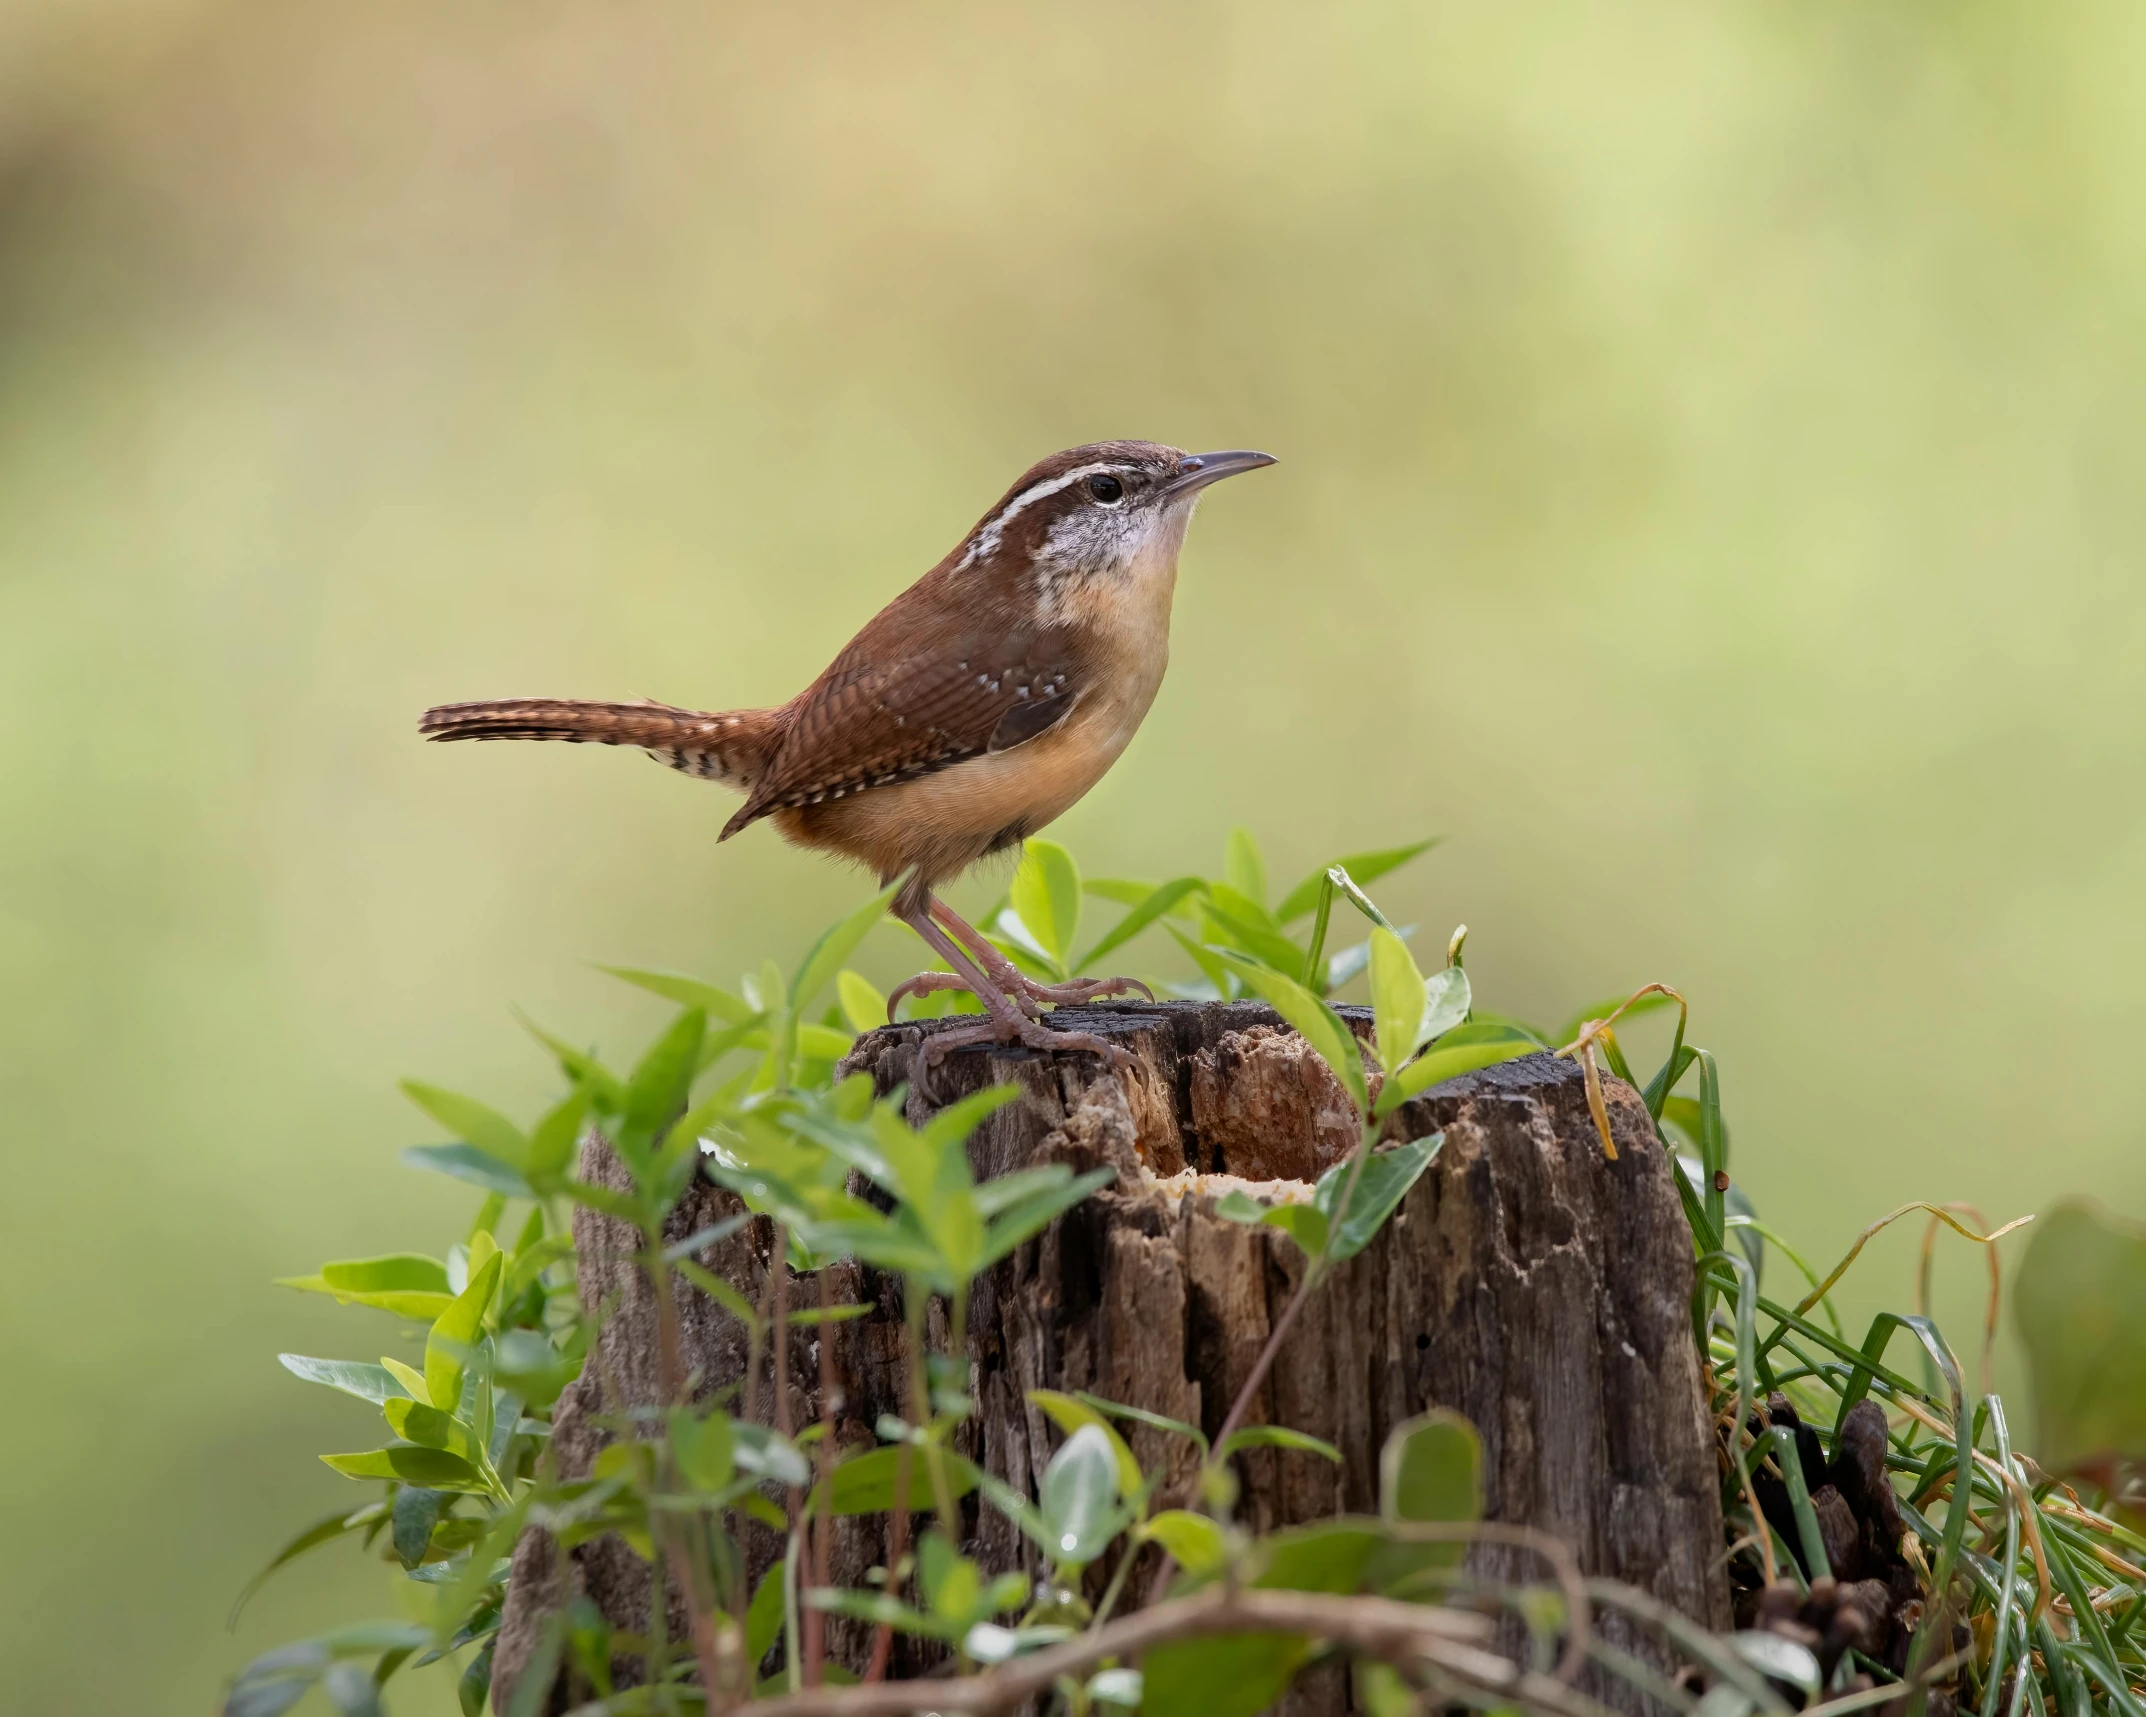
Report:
419,439,1276,1070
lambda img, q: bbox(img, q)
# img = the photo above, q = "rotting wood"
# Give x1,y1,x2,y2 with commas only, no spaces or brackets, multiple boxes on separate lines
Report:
493,1000,1729,1714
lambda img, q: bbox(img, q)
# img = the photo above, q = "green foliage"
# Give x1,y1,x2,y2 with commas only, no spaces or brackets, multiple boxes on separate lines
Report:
2014,1200,2146,1474
228,828,2146,1717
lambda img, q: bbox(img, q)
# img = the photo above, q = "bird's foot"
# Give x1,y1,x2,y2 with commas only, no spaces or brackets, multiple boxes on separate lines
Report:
916,1011,1136,1075
885,970,1150,1023
1005,972,1154,1008
886,970,1042,1022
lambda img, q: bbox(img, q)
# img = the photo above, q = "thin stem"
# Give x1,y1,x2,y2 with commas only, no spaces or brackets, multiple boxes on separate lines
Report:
1088,1539,1138,1633
865,1280,927,1683
646,1226,732,1705
1210,1115,1379,1457
914,1287,957,1545
734,1588,1523,1717
804,1266,838,1688
774,1226,799,1496
1301,873,1335,991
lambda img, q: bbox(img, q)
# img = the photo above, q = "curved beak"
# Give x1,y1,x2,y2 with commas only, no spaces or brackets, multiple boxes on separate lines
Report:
1163,448,1278,499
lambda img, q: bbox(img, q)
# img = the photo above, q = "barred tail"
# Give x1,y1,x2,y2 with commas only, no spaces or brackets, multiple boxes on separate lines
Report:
418,698,778,790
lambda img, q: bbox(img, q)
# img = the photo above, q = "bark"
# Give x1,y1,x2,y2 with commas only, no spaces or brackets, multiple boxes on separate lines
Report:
493,1000,1728,1714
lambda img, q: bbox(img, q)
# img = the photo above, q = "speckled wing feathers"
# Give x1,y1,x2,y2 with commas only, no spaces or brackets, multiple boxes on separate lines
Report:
723,621,1085,836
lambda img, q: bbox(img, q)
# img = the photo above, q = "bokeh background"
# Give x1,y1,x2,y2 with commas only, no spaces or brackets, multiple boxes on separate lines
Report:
5,2,2144,1706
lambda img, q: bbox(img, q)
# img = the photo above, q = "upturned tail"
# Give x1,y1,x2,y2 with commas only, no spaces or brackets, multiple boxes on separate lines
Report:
418,698,780,790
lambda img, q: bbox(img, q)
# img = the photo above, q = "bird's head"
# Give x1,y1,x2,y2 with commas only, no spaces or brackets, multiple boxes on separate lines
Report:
949,440,1276,613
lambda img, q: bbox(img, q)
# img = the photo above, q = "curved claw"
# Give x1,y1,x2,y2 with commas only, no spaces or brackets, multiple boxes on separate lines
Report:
916,1014,1136,1075
1012,973,1155,1007
886,970,1042,1023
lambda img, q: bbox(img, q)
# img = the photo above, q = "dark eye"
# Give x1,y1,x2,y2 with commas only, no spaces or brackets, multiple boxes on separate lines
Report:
1086,473,1125,504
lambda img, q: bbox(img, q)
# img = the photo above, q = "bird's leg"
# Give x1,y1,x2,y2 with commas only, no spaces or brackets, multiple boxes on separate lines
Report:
897,906,1134,1074
929,899,1155,1008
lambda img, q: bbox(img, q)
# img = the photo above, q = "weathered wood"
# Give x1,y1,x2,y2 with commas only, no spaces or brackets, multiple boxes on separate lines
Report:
494,1001,1728,1713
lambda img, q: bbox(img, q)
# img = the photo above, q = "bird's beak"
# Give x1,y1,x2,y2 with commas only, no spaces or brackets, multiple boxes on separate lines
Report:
1163,449,1278,499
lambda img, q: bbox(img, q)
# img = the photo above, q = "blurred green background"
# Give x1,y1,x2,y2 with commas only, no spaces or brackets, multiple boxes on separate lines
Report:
5,1,2144,1706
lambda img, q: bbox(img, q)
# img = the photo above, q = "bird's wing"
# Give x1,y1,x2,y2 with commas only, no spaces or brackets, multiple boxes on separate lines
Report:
723,621,1087,836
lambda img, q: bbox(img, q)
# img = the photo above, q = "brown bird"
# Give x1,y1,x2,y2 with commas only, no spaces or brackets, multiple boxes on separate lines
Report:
420,440,1275,1068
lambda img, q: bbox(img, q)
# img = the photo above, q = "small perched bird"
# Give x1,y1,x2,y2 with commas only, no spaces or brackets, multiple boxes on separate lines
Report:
421,440,1275,1067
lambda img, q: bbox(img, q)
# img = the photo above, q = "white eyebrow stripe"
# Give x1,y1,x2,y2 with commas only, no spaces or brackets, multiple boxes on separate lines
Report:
955,462,1122,570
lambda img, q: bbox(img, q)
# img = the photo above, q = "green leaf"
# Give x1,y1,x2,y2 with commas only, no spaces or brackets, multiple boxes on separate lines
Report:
1083,877,1155,908
399,1082,528,1168
746,1563,785,1669
562,1177,643,1225
1074,876,1205,974
669,1407,735,1492
822,1446,981,1516
1223,827,1268,909
2015,1200,2146,1472
1380,1408,1482,1527
323,1254,450,1295
227,1504,387,1624
458,1643,495,1717
1216,1426,1341,1465
674,1258,767,1331
1139,1509,1226,1574
380,1357,429,1402
1418,964,1470,1047
1392,1031,1535,1102
599,966,755,1024
793,881,900,1014
837,970,888,1035
1211,951,1367,1116
1166,925,1239,999
1027,1390,1142,1497
504,1234,573,1305
1008,839,1082,968
383,1398,487,1468
1039,1425,1122,1567
1276,839,1439,924
732,1423,814,1489
390,1486,443,1569
320,1446,490,1491
512,1009,625,1110
919,1529,985,1624
978,1168,1114,1269
1357,1663,1417,1717
1367,927,1427,1079
1263,1203,1330,1256
1087,1667,1143,1708
525,1090,590,1183
1253,1518,1388,1593
1313,1134,1442,1262
1212,1188,1329,1255
277,1355,412,1406
619,1009,706,1168
426,1252,502,1420
278,1254,456,1320
1731,1631,1821,1694
401,1144,535,1200
795,1020,854,1061
1139,1634,1306,1717
1199,888,1305,976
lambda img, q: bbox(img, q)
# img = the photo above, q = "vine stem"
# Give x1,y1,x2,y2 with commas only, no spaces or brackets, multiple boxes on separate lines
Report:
735,1588,1522,1717
864,1281,926,1682
646,1223,733,1705
803,1264,838,1687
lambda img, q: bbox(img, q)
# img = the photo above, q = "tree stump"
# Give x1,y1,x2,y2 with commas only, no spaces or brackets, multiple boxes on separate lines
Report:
494,1000,1729,1713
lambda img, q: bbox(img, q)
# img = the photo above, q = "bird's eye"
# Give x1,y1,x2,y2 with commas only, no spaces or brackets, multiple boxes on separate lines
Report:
1086,473,1125,504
